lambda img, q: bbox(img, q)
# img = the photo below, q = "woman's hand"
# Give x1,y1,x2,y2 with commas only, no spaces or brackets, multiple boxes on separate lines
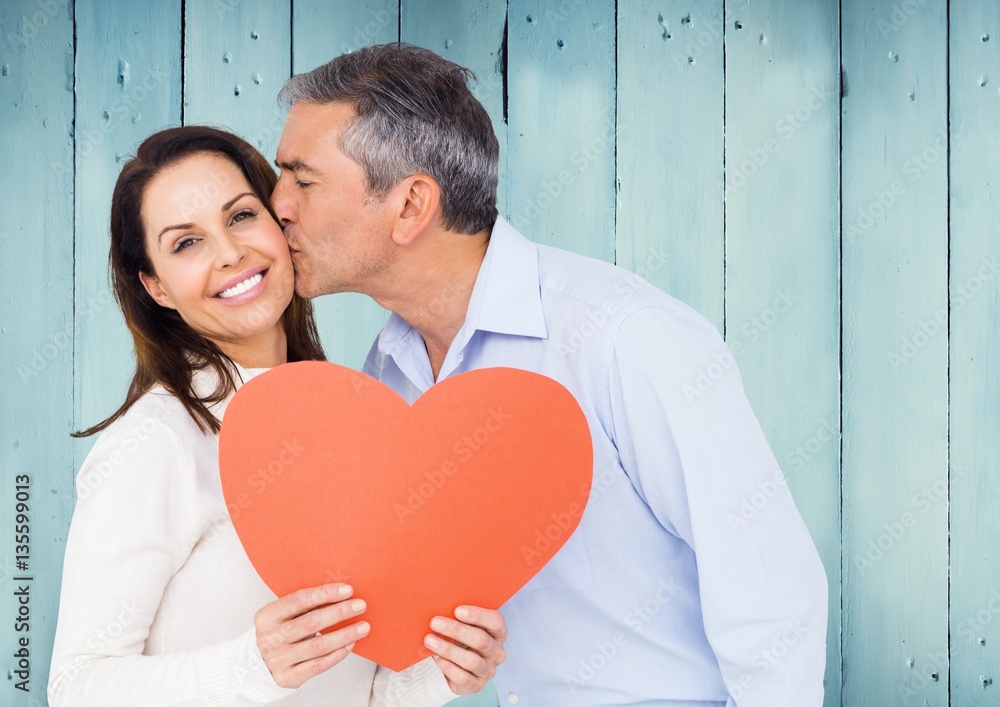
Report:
254,583,369,689
424,606,508,695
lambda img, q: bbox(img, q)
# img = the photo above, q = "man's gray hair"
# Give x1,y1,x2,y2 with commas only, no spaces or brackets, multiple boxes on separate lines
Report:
279,43,499,234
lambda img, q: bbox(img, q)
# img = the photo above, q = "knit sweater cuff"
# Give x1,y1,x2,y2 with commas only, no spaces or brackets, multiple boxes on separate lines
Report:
195,626,298,705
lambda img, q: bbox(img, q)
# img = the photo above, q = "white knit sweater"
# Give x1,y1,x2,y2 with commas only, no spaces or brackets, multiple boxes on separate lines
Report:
48,363,456,707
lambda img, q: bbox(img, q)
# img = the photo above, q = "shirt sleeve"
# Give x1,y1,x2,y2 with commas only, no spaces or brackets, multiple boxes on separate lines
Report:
47,410,296,707
607,305,828,707
370,658,456,706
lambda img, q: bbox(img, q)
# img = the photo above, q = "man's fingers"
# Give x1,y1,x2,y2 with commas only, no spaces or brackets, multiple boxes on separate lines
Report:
425,632,493,677
455,606,508,640
430,615,503,660
430,654,487,695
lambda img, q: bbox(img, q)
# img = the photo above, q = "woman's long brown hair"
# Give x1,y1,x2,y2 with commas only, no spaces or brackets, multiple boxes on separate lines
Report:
74,126,326,438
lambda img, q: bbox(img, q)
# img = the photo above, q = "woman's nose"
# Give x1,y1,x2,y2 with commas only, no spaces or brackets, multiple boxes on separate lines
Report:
215,230,248,268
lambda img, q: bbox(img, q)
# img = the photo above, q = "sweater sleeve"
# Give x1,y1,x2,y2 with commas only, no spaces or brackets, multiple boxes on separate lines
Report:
370,658,456,707
47,407,296,707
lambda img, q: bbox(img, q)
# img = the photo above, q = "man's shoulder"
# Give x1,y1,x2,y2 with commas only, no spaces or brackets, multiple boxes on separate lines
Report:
535,241,690,330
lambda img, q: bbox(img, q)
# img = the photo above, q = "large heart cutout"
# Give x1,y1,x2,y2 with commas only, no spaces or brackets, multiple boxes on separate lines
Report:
219,361,593,671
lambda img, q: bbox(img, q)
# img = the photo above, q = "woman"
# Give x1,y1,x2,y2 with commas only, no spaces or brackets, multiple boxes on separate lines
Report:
47,126,505,706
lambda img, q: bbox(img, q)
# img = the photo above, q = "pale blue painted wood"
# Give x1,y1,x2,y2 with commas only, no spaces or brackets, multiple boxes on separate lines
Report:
722,2,842,705
506,0,616,262
949,3,1000,703
397,5,507,705
841,1,949,705
73,1,182,471
617,0,725,331
184,0,291,159
293,0,399,71
0,1,75,703
291,0,399,370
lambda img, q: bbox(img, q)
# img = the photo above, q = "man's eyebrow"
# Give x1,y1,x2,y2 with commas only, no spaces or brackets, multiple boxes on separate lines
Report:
275,159,321,177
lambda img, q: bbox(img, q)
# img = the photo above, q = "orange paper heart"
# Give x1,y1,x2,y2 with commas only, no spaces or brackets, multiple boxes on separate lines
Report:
219,361,593,671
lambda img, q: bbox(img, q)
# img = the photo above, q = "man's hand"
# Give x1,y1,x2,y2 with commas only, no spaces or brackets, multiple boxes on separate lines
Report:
424,606,508,694
254,583,369,689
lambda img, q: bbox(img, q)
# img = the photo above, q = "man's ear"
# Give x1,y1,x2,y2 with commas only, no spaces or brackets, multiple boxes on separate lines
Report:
138,271,177,310
390,174,440,246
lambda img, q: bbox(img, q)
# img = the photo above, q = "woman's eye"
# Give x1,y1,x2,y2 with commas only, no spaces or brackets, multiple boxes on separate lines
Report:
296,180,312,189
231,209,256,224
172,237,197,253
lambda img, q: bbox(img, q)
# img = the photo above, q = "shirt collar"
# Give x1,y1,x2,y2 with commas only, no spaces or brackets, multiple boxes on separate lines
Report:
378,216,548,357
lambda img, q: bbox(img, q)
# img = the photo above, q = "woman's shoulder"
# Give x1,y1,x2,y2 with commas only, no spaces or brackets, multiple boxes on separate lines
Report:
105,385,204,444
76,384,220,502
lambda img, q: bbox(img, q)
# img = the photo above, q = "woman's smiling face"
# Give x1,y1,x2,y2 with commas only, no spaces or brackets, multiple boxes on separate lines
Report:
138,152,294,361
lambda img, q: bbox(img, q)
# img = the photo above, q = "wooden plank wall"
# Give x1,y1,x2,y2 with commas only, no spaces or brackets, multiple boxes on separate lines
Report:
1,1,997,705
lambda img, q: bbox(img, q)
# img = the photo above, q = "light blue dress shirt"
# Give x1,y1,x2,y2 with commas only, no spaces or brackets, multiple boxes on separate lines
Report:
363,217,828,706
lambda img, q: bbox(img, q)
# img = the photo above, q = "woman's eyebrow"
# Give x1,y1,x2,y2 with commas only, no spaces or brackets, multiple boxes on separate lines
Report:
156,192,257,244
222,191,257,210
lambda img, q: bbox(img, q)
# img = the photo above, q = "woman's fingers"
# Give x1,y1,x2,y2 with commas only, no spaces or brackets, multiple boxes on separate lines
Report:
282,618,370,668
253,583,369,689
280,641,357,689
256,583,353,629
286,597,367,643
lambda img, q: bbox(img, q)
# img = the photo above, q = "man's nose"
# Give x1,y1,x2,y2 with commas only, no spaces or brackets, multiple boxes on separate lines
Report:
271,180,295,229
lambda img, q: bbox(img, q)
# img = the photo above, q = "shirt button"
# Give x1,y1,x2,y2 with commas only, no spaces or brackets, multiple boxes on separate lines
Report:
507,694,520,704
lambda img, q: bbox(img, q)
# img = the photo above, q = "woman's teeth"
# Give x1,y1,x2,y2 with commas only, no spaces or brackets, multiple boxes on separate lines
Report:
218,271,264,299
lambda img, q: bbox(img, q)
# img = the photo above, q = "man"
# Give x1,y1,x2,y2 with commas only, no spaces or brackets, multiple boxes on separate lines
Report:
272,43,828,706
